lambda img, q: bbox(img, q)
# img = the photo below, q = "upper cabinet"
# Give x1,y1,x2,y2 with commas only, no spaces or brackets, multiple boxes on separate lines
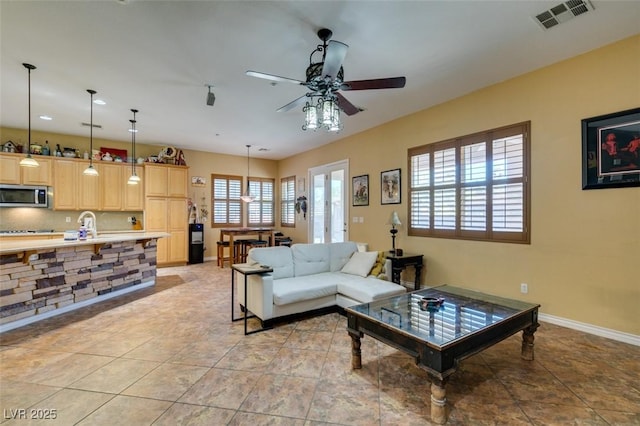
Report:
0,153,53,186
144,164,188,198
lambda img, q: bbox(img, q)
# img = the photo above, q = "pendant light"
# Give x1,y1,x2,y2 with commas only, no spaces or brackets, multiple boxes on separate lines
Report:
83,89,99,176
127,109,140,185
240,144,255,203
19,63,39,168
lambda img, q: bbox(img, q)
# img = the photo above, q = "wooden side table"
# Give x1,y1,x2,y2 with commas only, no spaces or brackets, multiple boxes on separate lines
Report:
386,252,424,289
231,263,273,335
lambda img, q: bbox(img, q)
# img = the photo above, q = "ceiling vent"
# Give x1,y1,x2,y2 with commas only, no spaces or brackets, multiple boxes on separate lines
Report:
81,122,102,129
534,0,594,30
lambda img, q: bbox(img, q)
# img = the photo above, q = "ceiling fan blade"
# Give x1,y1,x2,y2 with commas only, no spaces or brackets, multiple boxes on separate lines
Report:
321,40,348,80
246,70,304,85
336,92,361,116
341,76,406,91
276,95,309,113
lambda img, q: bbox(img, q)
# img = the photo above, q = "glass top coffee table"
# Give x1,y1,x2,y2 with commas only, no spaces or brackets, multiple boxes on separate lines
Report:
345,285,540,424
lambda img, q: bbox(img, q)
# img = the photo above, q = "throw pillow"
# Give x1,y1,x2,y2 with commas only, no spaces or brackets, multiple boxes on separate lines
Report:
369,251,386,276
341,251,378,278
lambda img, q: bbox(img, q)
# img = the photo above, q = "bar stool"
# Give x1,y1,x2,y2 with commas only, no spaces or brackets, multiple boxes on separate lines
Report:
239,239,268,263
216,240,242,268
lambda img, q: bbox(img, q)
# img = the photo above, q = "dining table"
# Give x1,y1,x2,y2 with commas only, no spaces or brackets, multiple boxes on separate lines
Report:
219,227,276,262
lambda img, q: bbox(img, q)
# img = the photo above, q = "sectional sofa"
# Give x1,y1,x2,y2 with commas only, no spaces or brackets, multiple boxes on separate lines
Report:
239,241,406,326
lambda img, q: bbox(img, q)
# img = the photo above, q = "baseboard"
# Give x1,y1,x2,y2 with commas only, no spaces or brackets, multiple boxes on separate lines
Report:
539,313,640,347
0,279,156,334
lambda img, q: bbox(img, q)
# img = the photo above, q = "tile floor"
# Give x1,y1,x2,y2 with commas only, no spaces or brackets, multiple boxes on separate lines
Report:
1,261,639,425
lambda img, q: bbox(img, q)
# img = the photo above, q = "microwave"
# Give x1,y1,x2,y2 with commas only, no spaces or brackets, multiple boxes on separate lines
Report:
0,184,49,208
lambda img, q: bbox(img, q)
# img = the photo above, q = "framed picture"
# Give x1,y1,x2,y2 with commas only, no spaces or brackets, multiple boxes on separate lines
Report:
191,176,206,187
582,107,640,190
381,168,401,204
352,174,369,206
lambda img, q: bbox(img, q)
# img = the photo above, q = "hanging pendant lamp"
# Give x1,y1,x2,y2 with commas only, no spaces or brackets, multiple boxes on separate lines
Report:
127,109,140,185
83,89,99,176
19,63,39,168
240,145,255,203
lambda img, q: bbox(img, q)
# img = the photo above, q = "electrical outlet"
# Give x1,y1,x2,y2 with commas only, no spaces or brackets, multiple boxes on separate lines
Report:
65,217,71,223
352,217,358,223
520,283,528,294
127,217,132,223
359,217,364,223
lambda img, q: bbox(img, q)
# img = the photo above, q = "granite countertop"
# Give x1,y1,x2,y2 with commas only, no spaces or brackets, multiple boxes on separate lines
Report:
0,232,170,255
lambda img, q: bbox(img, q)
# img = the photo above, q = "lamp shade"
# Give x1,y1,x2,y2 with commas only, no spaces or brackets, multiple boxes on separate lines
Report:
387,211,402,226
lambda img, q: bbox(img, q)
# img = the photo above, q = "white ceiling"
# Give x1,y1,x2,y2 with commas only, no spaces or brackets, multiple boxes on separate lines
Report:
1,1,639,160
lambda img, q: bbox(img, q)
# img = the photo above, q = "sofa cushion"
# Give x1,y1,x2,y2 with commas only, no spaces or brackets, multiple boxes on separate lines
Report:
340,251,378,278
329,242,358,272
337,278,406,303
272,273,338,305
291,243,331,277
248,246,293,279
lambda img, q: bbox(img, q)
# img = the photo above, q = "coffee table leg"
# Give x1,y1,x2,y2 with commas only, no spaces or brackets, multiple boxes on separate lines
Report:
430,378,448,424
521,323,539,361
349,331,362,369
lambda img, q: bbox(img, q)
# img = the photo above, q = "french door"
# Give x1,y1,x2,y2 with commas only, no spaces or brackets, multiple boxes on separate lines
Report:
308,160,349,243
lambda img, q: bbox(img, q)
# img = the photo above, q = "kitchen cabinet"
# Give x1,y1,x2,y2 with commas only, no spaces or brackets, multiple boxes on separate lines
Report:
53,159,100,211
100,163,124,210
22,157,53,186
0,153,52,186
53,159,78,210
123,165,144,210
144,163,189,266
144,164,188,197
51,159,143,211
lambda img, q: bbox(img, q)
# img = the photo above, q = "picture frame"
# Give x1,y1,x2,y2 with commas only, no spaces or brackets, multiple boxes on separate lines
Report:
381,168,401,204
191,176,206,187
352,174,369,206
582,107,640,190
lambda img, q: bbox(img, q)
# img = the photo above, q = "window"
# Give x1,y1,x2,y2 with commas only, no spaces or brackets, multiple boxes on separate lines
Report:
408,121,530,243
247,177,275,227
280,176,295,227
211,174,242,227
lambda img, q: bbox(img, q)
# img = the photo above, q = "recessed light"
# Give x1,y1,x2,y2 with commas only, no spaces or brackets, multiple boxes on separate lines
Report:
93,99,106,105
39,115,52,120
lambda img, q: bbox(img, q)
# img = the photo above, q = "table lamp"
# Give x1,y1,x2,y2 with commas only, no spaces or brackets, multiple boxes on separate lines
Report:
387,211,402,255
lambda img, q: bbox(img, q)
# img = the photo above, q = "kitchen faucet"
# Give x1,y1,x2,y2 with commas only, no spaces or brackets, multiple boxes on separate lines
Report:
77,211,98,238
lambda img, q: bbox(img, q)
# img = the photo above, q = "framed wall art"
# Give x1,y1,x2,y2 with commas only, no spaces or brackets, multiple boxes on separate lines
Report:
582,107,640,190
352,174,369,206
191,176,206,187
381,168,401,204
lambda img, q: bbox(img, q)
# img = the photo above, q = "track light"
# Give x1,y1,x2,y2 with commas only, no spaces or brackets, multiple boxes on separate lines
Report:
206,85,215,106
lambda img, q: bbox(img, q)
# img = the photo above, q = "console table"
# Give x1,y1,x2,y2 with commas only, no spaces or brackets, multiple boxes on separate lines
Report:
231,263,273,335
386,252,424,289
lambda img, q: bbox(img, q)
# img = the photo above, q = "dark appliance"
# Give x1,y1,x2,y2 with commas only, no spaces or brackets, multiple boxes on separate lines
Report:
0,184,48,208
188,223,204,264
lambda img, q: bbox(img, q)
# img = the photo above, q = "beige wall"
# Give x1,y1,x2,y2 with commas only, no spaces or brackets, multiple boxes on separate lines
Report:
1,35,637,335
279,35,640,335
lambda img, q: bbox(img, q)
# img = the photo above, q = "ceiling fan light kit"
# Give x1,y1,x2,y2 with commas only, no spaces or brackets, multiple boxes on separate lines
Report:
246,28,405,133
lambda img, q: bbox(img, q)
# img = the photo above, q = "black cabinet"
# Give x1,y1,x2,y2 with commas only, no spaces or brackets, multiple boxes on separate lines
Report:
188,223,204,264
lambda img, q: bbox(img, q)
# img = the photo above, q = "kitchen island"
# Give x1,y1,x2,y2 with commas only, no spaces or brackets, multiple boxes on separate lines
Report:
0,232,168,332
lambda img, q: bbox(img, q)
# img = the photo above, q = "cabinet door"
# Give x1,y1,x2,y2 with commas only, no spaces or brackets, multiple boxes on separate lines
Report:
22,157,52,186
168,198,188,263
100,163,123,210
145,197,168,263
0,155,20,184
78,164,101,210
123,165,144,211
53,160,78,210
144,165,168,196
167,167,188,197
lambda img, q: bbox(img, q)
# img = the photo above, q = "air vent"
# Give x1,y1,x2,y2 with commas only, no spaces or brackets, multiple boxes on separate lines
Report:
81,122,102,129
534,0,594,30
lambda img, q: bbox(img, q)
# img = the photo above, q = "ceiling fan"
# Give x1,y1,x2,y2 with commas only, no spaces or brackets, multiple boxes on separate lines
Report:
246,28,406,127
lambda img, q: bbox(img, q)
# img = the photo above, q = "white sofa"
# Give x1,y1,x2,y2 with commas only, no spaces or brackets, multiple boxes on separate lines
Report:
239,242,406,325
